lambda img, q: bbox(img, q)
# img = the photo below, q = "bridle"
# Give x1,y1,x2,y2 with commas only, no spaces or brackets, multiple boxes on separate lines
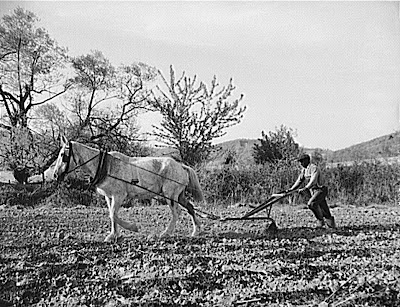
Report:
57,141,100,181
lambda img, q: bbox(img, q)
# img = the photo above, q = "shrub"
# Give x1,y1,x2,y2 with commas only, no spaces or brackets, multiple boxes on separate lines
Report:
199,161,299,205
44,178,97,207
199,161,400,207
324,162,400,205
2,160,399,208
0,182,57,207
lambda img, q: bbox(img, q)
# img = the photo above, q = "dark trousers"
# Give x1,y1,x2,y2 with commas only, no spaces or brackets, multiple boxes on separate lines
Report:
308,186,332,220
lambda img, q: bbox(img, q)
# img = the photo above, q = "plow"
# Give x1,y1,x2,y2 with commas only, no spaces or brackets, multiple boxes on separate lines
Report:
194,189,299,230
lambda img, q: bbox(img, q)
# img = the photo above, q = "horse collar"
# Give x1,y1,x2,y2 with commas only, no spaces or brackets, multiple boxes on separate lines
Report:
89,150,108,188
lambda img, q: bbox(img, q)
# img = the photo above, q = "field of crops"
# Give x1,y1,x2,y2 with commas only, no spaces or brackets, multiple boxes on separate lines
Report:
1,201,400,307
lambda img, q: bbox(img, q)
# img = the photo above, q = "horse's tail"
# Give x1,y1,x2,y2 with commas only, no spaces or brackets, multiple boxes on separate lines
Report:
183,165,204,202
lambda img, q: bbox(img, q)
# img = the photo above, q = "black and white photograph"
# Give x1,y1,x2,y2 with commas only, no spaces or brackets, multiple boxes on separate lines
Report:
1,1,400,306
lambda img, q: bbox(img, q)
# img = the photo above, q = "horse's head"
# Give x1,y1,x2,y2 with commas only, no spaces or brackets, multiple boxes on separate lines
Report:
53,135,73,182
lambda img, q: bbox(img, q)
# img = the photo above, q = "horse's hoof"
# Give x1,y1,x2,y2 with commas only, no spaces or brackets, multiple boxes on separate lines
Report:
191,229,201,237
128,224,139,232
160,232,170,239
104,234,121,243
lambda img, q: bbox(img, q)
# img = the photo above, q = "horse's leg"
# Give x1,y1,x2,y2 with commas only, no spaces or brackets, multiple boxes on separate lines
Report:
104,195,120,242
105,195,139,242
178,193,201,236
114,212,139,233
160,200,179,238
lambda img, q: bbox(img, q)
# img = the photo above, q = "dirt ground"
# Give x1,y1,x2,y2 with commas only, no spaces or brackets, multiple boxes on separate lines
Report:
1,203,400,306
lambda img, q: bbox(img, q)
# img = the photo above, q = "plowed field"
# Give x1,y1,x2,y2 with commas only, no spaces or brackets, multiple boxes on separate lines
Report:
1,203,400,306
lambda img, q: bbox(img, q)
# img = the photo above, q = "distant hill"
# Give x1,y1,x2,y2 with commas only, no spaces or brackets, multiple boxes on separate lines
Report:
325,131,400,163
2,125,399,173
210,139,258,166
210,131,400,165
208,138,325,166
150,138,258,166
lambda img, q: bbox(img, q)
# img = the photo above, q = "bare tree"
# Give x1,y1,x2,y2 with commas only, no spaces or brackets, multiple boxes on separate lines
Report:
151,65,246,166
67,50,158,151
0,7,69,129
0,7,69,179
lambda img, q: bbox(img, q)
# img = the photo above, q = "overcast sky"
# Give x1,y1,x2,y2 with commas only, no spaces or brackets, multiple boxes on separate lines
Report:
1,1,400,150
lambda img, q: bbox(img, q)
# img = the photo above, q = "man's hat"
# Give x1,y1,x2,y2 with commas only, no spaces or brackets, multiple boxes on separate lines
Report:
297,153,310,161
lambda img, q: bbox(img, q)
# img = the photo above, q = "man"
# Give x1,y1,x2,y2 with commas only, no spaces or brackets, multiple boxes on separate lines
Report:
287,153,336,228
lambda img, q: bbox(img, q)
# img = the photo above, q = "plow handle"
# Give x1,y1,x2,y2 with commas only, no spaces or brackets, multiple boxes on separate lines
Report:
241,189,298,219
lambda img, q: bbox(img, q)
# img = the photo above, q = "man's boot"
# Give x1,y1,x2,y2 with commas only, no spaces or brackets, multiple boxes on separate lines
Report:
309,204,325,228
326,216,336,229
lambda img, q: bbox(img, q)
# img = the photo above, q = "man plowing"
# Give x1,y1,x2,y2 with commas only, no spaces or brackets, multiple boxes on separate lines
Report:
287,153,336,229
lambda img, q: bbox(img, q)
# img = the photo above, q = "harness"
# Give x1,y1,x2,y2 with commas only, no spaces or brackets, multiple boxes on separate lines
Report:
61,142,140,188
88,150,108,188
58,142,211,218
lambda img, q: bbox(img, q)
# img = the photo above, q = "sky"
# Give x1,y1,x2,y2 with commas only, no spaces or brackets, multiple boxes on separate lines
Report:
1,1,400,150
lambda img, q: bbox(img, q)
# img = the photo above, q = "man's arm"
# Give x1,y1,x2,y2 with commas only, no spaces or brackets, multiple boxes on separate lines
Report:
288,172,304,192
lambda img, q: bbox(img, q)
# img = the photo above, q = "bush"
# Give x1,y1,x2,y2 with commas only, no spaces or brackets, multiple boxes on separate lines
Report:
44,178,97,207
199,161,299,205
2,160,399,208
199,161,400,207
325,162,400,205
0,182,57,207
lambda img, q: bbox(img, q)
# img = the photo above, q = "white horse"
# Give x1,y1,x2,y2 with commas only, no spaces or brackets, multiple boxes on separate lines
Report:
53,136,204,242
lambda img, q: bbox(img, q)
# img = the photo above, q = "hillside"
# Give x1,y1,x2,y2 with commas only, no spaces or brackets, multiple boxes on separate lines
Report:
209,138,325,166
212,131,400,165
325,131,400,162
150,139,258,166
210,139,258,165
1,129,399,179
